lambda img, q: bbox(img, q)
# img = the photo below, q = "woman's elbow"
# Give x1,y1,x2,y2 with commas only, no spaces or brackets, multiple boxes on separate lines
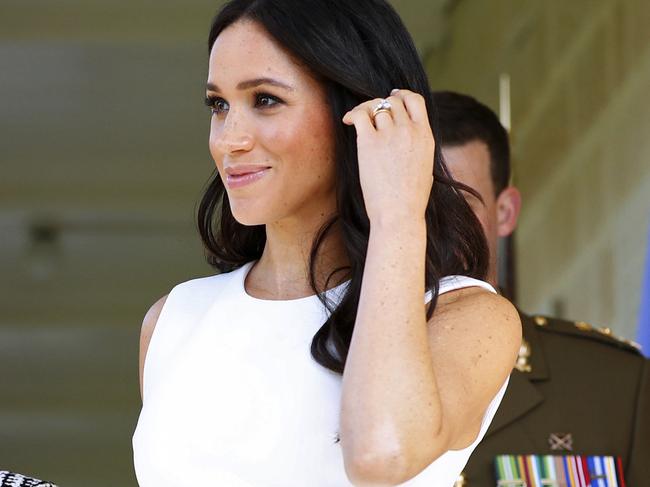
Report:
344,443,446,486
344,448,409,487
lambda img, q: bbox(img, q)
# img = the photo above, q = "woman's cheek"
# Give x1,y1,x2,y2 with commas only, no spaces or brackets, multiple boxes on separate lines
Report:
208,127,224,172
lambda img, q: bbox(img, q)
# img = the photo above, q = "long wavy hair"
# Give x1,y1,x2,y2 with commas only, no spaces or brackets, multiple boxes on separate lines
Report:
197,0,488,375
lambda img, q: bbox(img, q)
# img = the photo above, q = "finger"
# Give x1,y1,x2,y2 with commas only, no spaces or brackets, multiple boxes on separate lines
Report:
390,89,428,124
365,93,410,129
372,107,393,130
358,97,391,130
343,106,375,138
372,96,412,130
383,92,409,126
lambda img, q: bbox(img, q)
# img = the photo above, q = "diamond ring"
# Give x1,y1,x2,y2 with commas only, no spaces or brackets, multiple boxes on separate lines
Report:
371,99,392,120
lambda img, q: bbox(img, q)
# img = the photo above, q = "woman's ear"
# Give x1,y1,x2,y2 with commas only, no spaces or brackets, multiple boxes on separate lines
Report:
495,186,521,238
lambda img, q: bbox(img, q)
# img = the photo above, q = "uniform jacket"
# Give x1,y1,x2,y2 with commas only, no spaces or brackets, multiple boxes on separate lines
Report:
461,311,650,486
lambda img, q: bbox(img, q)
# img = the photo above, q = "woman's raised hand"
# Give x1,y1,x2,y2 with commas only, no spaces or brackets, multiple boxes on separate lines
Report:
342,89,435,226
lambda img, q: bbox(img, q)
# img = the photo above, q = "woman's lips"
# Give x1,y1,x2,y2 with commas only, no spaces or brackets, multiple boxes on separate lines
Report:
225,168,271,189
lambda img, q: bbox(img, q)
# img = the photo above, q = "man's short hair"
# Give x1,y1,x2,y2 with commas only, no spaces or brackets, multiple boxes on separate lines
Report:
432,90,511,196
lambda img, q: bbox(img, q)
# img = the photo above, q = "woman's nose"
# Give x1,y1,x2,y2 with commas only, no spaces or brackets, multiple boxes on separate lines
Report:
212,114,254,154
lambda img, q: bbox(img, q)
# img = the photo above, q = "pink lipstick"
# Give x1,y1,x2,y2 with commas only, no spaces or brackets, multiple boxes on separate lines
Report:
225,167,271,189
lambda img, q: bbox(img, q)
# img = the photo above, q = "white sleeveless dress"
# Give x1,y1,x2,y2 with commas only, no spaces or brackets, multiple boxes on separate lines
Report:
132,261,509,486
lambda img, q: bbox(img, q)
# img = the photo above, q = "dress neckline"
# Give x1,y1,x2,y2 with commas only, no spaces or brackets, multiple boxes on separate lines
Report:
238,260,351,304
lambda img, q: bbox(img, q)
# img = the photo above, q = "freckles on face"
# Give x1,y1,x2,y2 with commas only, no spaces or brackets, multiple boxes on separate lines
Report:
206,20,336,225
257,90,334,183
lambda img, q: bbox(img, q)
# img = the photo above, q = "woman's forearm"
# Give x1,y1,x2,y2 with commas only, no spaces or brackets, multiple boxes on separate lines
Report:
340,217,445,485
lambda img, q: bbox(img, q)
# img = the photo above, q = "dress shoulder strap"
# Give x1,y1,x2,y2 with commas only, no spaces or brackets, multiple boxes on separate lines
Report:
439,275,497,295
424,275,497,304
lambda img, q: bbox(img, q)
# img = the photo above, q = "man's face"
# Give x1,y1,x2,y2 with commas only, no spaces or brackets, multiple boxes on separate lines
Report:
443,140,500,284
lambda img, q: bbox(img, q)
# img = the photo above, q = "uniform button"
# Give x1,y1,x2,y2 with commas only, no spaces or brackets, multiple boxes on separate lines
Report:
534,316,547,326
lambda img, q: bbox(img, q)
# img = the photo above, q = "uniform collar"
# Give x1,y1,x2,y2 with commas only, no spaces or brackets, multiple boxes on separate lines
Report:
485,368,544,438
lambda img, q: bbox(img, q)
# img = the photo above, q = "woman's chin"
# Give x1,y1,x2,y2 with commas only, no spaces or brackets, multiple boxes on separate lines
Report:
230,208,269,227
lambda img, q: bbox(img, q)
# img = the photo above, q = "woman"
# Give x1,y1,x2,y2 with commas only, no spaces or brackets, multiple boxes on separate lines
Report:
132,0,521,485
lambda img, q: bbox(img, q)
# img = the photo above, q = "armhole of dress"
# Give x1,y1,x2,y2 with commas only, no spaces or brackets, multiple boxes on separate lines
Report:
447,374,510,454
425,275,505,452
472,375,510,446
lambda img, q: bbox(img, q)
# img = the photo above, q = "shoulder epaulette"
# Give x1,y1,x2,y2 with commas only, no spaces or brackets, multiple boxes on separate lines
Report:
531,314,643,355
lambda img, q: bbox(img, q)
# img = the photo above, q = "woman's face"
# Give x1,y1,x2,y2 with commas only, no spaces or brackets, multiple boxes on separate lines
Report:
206,20,337,227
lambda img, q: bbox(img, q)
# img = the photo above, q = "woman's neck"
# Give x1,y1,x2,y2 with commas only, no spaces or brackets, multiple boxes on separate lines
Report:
245,216,349,300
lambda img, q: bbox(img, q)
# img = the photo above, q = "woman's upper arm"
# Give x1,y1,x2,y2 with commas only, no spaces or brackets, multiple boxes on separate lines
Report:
139,294,169,401
427,288,521,450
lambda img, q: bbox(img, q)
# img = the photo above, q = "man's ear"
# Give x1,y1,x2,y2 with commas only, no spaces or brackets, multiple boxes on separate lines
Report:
496,186,521,238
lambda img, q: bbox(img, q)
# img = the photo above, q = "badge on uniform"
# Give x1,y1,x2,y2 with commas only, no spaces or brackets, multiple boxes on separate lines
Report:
494,454,625,486
548,433,573,451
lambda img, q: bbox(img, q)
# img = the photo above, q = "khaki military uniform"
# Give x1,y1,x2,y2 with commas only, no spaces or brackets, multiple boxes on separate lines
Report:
459,311,650,486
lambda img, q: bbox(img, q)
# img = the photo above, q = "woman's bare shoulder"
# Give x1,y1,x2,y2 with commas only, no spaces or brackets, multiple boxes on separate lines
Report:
139,294,169,400
432,287,521,349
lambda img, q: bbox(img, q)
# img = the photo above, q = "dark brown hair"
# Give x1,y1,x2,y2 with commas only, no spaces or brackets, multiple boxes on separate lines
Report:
432,90,511,196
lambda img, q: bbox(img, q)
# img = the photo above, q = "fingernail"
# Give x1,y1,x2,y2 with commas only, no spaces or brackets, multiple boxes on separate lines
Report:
391,89,399,95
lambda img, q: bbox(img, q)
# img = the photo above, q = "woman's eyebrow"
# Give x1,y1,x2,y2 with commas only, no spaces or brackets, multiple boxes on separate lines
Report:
206,78,296,92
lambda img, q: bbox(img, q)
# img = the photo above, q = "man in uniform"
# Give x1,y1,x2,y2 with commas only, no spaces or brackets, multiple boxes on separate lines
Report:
432,91,650,486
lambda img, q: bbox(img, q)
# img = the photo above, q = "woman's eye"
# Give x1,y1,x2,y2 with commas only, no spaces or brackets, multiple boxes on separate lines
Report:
204,96,229,115
215,99,229,112
256,93,281,108
204,93,282,116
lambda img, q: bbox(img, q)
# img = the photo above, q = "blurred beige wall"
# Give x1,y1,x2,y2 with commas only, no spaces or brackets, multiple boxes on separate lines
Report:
1,1,648,486
426,0,650,340
1,1,219,485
